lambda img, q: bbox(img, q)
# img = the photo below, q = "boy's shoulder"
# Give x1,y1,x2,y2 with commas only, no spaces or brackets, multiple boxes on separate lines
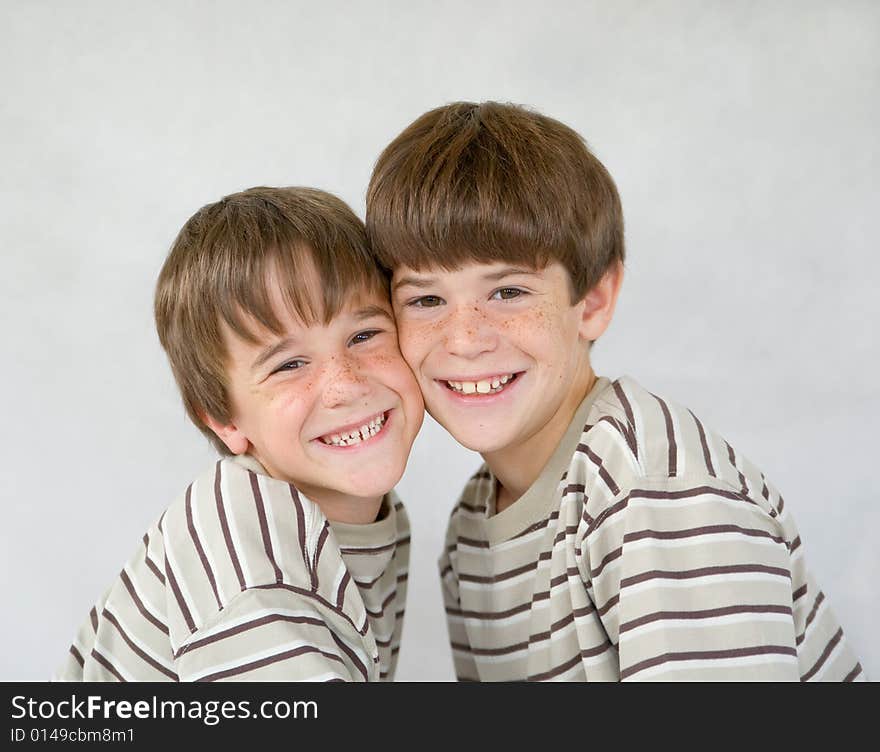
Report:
160,456,408,635
582,375,779,506
158,456,326,634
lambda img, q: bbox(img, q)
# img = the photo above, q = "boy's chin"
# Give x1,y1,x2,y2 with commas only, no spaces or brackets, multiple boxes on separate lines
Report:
426,406,517,456
336,466,405,500
442,425,512,455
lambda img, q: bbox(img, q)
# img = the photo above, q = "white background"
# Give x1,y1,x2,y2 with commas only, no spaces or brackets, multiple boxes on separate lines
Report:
1,0,877,681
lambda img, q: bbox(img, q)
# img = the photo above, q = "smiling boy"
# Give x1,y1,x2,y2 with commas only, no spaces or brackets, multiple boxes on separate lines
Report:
56,186,423,681
366,101,863,681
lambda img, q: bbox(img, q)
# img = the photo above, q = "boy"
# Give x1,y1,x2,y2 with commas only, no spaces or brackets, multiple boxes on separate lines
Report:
365,101,863,681
56,186,424,681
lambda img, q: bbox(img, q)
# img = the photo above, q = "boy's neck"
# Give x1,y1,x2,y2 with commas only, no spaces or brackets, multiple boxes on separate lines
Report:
243,454,385,524
248,454,385,525
486,368,598,515
312,492,386,525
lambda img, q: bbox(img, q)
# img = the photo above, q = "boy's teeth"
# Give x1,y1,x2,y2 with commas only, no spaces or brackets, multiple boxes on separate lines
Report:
446,374,516,395
320,413,386,446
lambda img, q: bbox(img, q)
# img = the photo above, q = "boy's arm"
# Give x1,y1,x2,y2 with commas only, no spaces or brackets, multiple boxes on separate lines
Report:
173,586,375,682
438,542,479,682
580,478,803,681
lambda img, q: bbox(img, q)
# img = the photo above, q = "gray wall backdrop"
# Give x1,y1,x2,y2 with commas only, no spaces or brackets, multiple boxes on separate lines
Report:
2,0,877,681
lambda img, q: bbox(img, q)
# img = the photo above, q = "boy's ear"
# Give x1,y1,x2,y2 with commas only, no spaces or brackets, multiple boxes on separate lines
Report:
201,412,251,455
578,261,624,342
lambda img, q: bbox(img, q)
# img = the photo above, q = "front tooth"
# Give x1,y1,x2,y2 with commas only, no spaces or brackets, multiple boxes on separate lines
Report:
462,382,477,394
476,380,491,394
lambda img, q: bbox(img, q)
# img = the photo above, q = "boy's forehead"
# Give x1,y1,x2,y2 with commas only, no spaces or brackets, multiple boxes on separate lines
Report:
247,286,390,334
218,257,393,357
392,260,548,285
266,265,390,312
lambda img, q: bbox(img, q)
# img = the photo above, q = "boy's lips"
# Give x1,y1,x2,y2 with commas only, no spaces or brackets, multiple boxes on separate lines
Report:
435,371,524,398
314,409,392,448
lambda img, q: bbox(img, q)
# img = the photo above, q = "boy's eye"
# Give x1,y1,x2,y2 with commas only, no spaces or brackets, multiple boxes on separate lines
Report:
273,359,307,373
407,295,444,308
491,287,525,300
349,329,382,346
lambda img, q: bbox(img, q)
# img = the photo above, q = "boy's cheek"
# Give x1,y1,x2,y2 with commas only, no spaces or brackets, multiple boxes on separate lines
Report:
261,378,316,412
358,349,423,393
398,345,424,380
396,316,443,351
359,347,403,370
373,328,419,373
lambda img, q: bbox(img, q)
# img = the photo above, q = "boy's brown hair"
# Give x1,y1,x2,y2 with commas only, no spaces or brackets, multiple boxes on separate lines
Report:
154,186,386,453
366,101,625,301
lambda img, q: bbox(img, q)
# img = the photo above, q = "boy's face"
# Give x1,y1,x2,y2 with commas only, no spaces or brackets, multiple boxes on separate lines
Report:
210,275,424,507
391,261,600,457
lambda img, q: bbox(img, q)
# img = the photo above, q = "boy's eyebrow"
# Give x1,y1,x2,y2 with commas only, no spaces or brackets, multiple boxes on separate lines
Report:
352,304,394,322
393,267,541,292
250,306,392,371
252,336,298,372
392,275,435,292
481,266,542,281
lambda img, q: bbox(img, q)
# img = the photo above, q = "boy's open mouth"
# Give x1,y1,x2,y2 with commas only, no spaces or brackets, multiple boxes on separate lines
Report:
443,372,521,396
318,411,389,447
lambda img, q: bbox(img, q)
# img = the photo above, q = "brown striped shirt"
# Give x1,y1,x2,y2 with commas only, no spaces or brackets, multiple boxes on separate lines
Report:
439,376,864,681
56,455,409,682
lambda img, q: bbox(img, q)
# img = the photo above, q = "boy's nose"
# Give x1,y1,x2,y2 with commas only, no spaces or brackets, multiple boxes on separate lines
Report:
443,305,497,359
321,356,372,408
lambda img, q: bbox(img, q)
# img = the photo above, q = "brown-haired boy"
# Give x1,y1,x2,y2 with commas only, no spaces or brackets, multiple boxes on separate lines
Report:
366,101,863,681
56,187,424,681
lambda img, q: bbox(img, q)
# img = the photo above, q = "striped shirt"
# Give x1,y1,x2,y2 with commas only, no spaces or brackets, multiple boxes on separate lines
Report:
439,376,864,681
56,454,409,682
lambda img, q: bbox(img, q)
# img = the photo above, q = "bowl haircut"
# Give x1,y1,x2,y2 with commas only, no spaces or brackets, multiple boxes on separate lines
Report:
366,101,625,302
